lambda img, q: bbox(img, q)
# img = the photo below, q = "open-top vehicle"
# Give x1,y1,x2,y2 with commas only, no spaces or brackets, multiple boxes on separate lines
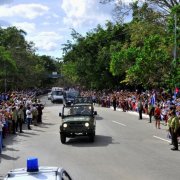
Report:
59,104,97,144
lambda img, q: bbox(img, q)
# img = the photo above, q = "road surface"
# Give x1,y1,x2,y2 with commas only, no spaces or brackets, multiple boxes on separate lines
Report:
0,95,179,180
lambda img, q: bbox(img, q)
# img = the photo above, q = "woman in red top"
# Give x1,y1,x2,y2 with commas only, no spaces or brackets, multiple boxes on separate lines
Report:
154,104,161,129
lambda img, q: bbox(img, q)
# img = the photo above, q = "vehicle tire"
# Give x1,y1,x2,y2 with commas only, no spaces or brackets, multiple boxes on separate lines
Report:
89,133,95,142
60,134,66,144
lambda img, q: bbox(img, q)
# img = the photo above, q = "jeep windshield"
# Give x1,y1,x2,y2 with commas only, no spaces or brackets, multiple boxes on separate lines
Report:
63,105,92,116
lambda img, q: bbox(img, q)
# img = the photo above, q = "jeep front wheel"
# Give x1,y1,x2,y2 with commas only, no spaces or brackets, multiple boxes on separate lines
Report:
60,134,66,144
89,133,95,142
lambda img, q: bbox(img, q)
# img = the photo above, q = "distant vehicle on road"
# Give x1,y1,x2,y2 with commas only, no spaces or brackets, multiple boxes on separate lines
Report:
51,87,64,103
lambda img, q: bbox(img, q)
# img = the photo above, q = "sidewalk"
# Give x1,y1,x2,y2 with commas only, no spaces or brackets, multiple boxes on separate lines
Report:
109,106,168,128
110,106,149,118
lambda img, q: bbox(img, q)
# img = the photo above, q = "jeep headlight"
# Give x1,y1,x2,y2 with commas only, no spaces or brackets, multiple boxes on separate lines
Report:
63,123,68,128
85,122,89,127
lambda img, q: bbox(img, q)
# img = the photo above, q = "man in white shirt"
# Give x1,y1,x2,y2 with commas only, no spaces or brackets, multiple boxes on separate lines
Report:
26,106,32,130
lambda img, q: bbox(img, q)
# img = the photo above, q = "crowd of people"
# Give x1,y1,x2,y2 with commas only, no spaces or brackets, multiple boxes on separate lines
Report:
0,88,180,153
0,90,44,154
81,88,180,150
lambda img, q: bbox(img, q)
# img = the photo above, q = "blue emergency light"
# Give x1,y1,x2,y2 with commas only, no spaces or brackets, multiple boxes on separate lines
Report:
27,157,39,172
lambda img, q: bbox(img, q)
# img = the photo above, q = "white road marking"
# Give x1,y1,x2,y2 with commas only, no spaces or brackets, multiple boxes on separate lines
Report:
112,121,126,127
153,135,171,143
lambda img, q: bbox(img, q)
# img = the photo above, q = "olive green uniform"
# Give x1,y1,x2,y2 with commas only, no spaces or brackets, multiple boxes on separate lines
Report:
170,116,180,150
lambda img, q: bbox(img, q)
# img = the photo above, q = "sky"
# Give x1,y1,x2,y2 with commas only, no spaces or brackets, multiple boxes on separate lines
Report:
0,0,134,59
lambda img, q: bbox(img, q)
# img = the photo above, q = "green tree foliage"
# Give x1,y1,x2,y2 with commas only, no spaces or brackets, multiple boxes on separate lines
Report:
0,46,17,90
62,2,179,90
110,3,172,88
62,22,126,89
0,27,60,90
168,5,180,88
0,2,178,91
125,35,171,87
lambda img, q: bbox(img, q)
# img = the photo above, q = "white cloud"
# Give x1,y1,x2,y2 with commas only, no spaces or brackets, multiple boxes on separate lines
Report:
12,22,36,33
61,0,111,28
0,3,49,19
27,31,63,51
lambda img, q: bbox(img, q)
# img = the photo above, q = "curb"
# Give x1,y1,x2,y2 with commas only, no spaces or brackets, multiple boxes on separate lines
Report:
110,106,149,118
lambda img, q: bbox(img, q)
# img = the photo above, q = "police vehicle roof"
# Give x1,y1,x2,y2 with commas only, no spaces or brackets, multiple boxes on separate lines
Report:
5,167,63,180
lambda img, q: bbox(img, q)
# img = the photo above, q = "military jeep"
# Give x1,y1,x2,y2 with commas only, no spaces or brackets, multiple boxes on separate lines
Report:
59,104,96,144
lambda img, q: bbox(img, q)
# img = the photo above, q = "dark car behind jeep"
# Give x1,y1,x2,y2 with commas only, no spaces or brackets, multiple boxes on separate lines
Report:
63,90,79,106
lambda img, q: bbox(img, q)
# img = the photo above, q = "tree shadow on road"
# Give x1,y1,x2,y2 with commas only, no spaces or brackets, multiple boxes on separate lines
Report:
0,154,20,160
3,147,19,152
37,122,55,129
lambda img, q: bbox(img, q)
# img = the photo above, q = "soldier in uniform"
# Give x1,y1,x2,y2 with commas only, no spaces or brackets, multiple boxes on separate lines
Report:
170,110,179,151
17,104,24,133
37,103,44,123
32,104,38,126
12,106,18,134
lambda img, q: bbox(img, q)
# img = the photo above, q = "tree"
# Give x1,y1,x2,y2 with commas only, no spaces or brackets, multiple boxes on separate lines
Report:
0,26,61,90
167,5,180,88
0,46,17,91
124,35,171,88
62,23,125,89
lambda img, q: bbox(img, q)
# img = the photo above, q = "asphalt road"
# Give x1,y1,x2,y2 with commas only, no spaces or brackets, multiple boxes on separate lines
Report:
0,95,180,180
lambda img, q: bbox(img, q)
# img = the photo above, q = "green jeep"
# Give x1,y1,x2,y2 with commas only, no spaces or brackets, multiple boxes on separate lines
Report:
59,104,97,144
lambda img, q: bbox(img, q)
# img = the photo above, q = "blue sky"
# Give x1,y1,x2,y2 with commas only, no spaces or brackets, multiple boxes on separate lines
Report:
0,0,134,58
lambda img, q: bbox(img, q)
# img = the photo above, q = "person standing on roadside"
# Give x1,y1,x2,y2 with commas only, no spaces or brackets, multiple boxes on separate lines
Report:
154,104,161,129
26,106,32,130
170,110,179,151
11,106,18,134
138,98,143,120
37,103,44,123
0,112,4,153
32,104,38,126
17,104,24,133
112,95,117,111
167,109,174,145
148,102,154,123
